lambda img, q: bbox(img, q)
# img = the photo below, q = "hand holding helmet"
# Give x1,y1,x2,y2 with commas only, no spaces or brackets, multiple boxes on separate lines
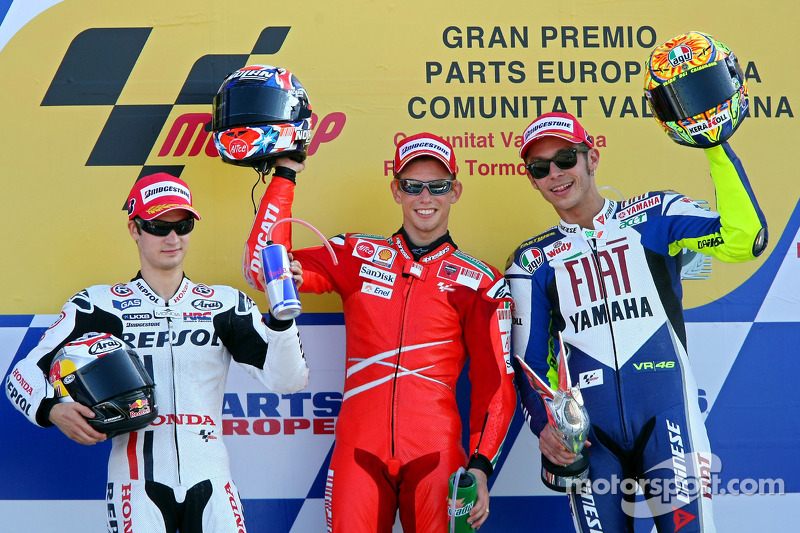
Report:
644,31,748,148
49,332,157,439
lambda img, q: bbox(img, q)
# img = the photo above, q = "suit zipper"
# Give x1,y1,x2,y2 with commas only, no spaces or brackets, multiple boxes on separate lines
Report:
166,315,182,486
588,239,629,442
390,276,414,460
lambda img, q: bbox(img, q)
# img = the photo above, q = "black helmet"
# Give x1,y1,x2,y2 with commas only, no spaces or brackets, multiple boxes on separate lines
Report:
644,31,748,148
211,65,313,170
49,332,157,438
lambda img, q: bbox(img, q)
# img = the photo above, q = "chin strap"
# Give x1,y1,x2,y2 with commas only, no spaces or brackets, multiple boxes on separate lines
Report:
250,163,275,215
250,163,298,215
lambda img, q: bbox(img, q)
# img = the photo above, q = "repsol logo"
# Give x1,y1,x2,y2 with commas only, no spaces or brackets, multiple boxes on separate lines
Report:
6,373,33,416
121,329,222,349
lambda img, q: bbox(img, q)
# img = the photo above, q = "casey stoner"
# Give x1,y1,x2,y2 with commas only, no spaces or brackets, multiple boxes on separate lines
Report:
242,134,517,532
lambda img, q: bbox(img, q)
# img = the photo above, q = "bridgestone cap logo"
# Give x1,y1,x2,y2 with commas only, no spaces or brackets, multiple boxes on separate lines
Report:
524,118,575,142
141,182,191,203
400,139,451,161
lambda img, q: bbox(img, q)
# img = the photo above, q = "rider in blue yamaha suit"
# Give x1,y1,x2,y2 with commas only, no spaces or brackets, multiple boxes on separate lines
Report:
506,113,767,533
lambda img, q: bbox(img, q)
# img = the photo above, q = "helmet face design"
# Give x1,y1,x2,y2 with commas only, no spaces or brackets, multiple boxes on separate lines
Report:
50,332,157,438
644,31,748,147
212,65,313,167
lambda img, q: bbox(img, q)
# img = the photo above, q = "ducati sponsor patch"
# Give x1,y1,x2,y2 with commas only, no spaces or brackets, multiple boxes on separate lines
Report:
437,261,481,290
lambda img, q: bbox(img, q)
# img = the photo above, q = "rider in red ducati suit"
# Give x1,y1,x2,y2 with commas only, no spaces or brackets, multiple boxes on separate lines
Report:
243,133,516,532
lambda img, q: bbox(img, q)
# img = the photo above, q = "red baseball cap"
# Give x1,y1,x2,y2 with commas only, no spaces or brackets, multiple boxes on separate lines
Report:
519,112,594,159
393,133,458,176
126,173,201,221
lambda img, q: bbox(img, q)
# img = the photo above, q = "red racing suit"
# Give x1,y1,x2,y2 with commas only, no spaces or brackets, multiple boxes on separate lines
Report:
244,176,517,532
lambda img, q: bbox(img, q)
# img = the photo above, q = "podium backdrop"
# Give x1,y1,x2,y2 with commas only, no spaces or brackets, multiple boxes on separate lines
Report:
1,1,797,531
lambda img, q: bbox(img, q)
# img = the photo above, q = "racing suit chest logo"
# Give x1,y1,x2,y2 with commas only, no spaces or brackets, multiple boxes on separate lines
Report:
562,241,655,334
353,238,397,268
359,263,396,286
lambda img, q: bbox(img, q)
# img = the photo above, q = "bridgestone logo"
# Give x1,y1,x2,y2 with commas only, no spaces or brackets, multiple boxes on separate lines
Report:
142,182,191,202
400,139,451,161
524,118,574,141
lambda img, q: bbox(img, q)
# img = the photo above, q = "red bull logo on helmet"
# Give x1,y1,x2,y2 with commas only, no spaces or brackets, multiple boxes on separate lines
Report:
130,398,152,418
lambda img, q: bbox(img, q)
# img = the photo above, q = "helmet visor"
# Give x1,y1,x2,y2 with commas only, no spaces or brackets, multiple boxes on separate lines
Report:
212,85,311,131
647,59,743,123
65,348,154,406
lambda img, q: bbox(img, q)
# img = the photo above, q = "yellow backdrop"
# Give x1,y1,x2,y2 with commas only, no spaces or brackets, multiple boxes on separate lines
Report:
0,0,793,314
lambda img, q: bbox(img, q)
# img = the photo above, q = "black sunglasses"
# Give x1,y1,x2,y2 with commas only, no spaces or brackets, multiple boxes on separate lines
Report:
396,178,455,196
135,217,195,236
525,148,588,179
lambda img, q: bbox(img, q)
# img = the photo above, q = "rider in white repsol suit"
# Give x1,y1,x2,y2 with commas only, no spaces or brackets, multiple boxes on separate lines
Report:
5,173,308,533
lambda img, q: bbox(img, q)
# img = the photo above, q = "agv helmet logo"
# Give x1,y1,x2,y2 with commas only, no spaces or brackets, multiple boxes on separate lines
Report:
521,248,544,273
668,45,693,66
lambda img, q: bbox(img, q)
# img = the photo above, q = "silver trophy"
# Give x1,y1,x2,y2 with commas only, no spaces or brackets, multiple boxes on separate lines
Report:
516,332,590,492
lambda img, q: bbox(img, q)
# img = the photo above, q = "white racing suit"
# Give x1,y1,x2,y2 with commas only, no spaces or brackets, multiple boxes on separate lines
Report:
5,273,308,533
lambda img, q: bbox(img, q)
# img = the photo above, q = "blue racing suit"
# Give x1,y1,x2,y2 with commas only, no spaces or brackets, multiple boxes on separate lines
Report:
505,143,767,533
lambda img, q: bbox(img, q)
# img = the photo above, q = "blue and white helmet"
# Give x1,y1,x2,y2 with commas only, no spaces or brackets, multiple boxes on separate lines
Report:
212,65,313,169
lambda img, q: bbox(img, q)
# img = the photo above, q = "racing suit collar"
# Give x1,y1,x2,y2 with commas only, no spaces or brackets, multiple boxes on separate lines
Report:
395,227,457,262
558,199,617,240
130,271,192,306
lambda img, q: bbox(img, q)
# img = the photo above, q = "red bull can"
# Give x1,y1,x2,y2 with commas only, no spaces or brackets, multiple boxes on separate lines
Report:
447,469,476,532
261,243,302,320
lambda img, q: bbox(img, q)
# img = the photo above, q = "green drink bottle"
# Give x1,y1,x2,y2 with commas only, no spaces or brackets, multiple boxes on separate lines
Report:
447,467,476,532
